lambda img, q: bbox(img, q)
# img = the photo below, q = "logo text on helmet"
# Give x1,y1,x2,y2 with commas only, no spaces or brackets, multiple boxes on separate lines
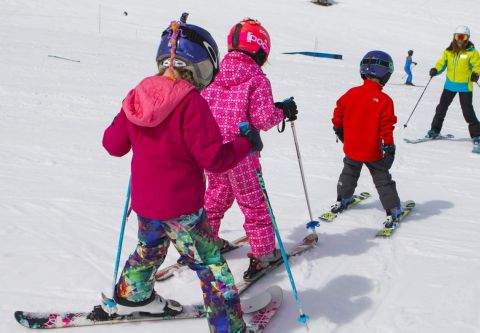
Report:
246,32,270,53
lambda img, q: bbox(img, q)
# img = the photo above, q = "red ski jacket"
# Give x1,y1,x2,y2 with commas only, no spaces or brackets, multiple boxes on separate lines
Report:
332,80,397,162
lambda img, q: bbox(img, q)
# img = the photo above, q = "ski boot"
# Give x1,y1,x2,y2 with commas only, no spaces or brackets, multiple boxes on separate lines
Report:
384,206,403,229
426,129,439,139
473,136,480,146
243,249,282,281
113,291,183,316
330,196,355,214
217,237,238,253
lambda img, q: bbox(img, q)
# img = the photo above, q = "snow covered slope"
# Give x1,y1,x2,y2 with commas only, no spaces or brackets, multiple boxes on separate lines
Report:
1,0,480,332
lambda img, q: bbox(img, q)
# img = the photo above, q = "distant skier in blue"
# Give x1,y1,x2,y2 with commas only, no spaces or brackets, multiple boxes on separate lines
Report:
404,50,417,85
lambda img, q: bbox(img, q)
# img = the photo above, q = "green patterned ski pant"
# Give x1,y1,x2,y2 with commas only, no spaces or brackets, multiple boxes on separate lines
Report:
116,208,245,333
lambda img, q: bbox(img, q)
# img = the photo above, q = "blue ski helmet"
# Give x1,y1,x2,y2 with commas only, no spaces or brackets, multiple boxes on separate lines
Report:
156,19,219,90
359,50,394,85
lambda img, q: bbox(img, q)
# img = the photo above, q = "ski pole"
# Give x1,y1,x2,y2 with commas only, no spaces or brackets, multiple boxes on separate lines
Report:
239,122,310,329
403,76,433,128
104,177,132,309
289,121,320,236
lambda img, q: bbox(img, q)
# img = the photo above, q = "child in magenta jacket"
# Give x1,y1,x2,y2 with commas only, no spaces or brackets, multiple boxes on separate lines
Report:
201,18,298,280
102,17,262,333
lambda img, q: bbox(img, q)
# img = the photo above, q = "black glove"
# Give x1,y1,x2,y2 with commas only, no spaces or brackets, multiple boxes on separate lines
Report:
333,127,344,143
275,97,298,121
413,62,418,66
382,144,396,169
429,68,438,77
240,127,263,152
472,72,479,83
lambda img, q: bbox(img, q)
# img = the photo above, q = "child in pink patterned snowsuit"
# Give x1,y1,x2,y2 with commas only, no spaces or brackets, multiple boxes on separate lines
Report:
201,18,299,280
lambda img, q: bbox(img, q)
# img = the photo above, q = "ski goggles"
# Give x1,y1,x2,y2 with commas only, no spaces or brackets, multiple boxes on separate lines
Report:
161,58,188,68
360,57,394,73
454,33,468,41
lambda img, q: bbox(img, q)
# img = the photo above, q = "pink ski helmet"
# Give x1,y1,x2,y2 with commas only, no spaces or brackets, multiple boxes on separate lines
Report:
227,18,271,66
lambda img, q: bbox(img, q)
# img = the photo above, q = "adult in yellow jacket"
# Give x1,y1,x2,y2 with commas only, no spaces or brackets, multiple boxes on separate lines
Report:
428,26,480,143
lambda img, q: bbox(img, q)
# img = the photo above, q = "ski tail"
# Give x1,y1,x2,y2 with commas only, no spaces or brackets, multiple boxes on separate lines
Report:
319,191,371,222
236,233,318,296
404,134,454,144
155,235,249,281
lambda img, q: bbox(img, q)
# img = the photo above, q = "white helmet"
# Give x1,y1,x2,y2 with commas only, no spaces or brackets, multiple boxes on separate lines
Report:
454,25,470,37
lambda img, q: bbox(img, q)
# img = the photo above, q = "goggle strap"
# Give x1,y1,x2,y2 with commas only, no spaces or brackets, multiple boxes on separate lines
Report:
361,58,391,68
231,23,243,49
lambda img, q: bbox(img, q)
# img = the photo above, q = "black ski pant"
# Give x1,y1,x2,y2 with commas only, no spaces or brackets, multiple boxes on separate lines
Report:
431,89,480,138
337,157,401,212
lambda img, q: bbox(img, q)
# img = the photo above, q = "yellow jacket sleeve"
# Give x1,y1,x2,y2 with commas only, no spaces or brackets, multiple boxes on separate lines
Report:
434,50,448,74
471,49,480,74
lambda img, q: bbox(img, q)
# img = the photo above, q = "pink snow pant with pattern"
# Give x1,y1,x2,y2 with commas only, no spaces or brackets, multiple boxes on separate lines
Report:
205,154,275,257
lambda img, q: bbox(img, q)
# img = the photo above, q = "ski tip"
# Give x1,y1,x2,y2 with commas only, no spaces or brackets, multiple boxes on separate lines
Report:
405,200,415,209
14,311,31,328
14,311,22,322
319,212,336,222
359,192,371,197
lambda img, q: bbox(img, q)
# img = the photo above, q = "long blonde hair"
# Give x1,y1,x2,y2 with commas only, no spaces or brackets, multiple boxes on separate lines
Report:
158,67,195,86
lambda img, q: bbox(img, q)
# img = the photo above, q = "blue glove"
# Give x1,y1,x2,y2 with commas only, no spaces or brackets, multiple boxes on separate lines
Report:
382,144,396,169
275,97,298,121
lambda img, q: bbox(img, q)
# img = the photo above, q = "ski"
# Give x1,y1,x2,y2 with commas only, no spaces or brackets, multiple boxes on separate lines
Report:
403,134,454,144
245,285,282,333
14,285,282,331
319,192,371,222
155,235,249,281
236,233,318,296
375,200,416,237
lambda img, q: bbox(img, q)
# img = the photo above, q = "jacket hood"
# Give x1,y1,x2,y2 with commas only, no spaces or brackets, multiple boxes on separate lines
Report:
213,51,265,88
122,75,195,127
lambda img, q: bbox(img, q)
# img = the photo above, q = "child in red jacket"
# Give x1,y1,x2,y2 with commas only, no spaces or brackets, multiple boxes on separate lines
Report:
331,50,402,228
